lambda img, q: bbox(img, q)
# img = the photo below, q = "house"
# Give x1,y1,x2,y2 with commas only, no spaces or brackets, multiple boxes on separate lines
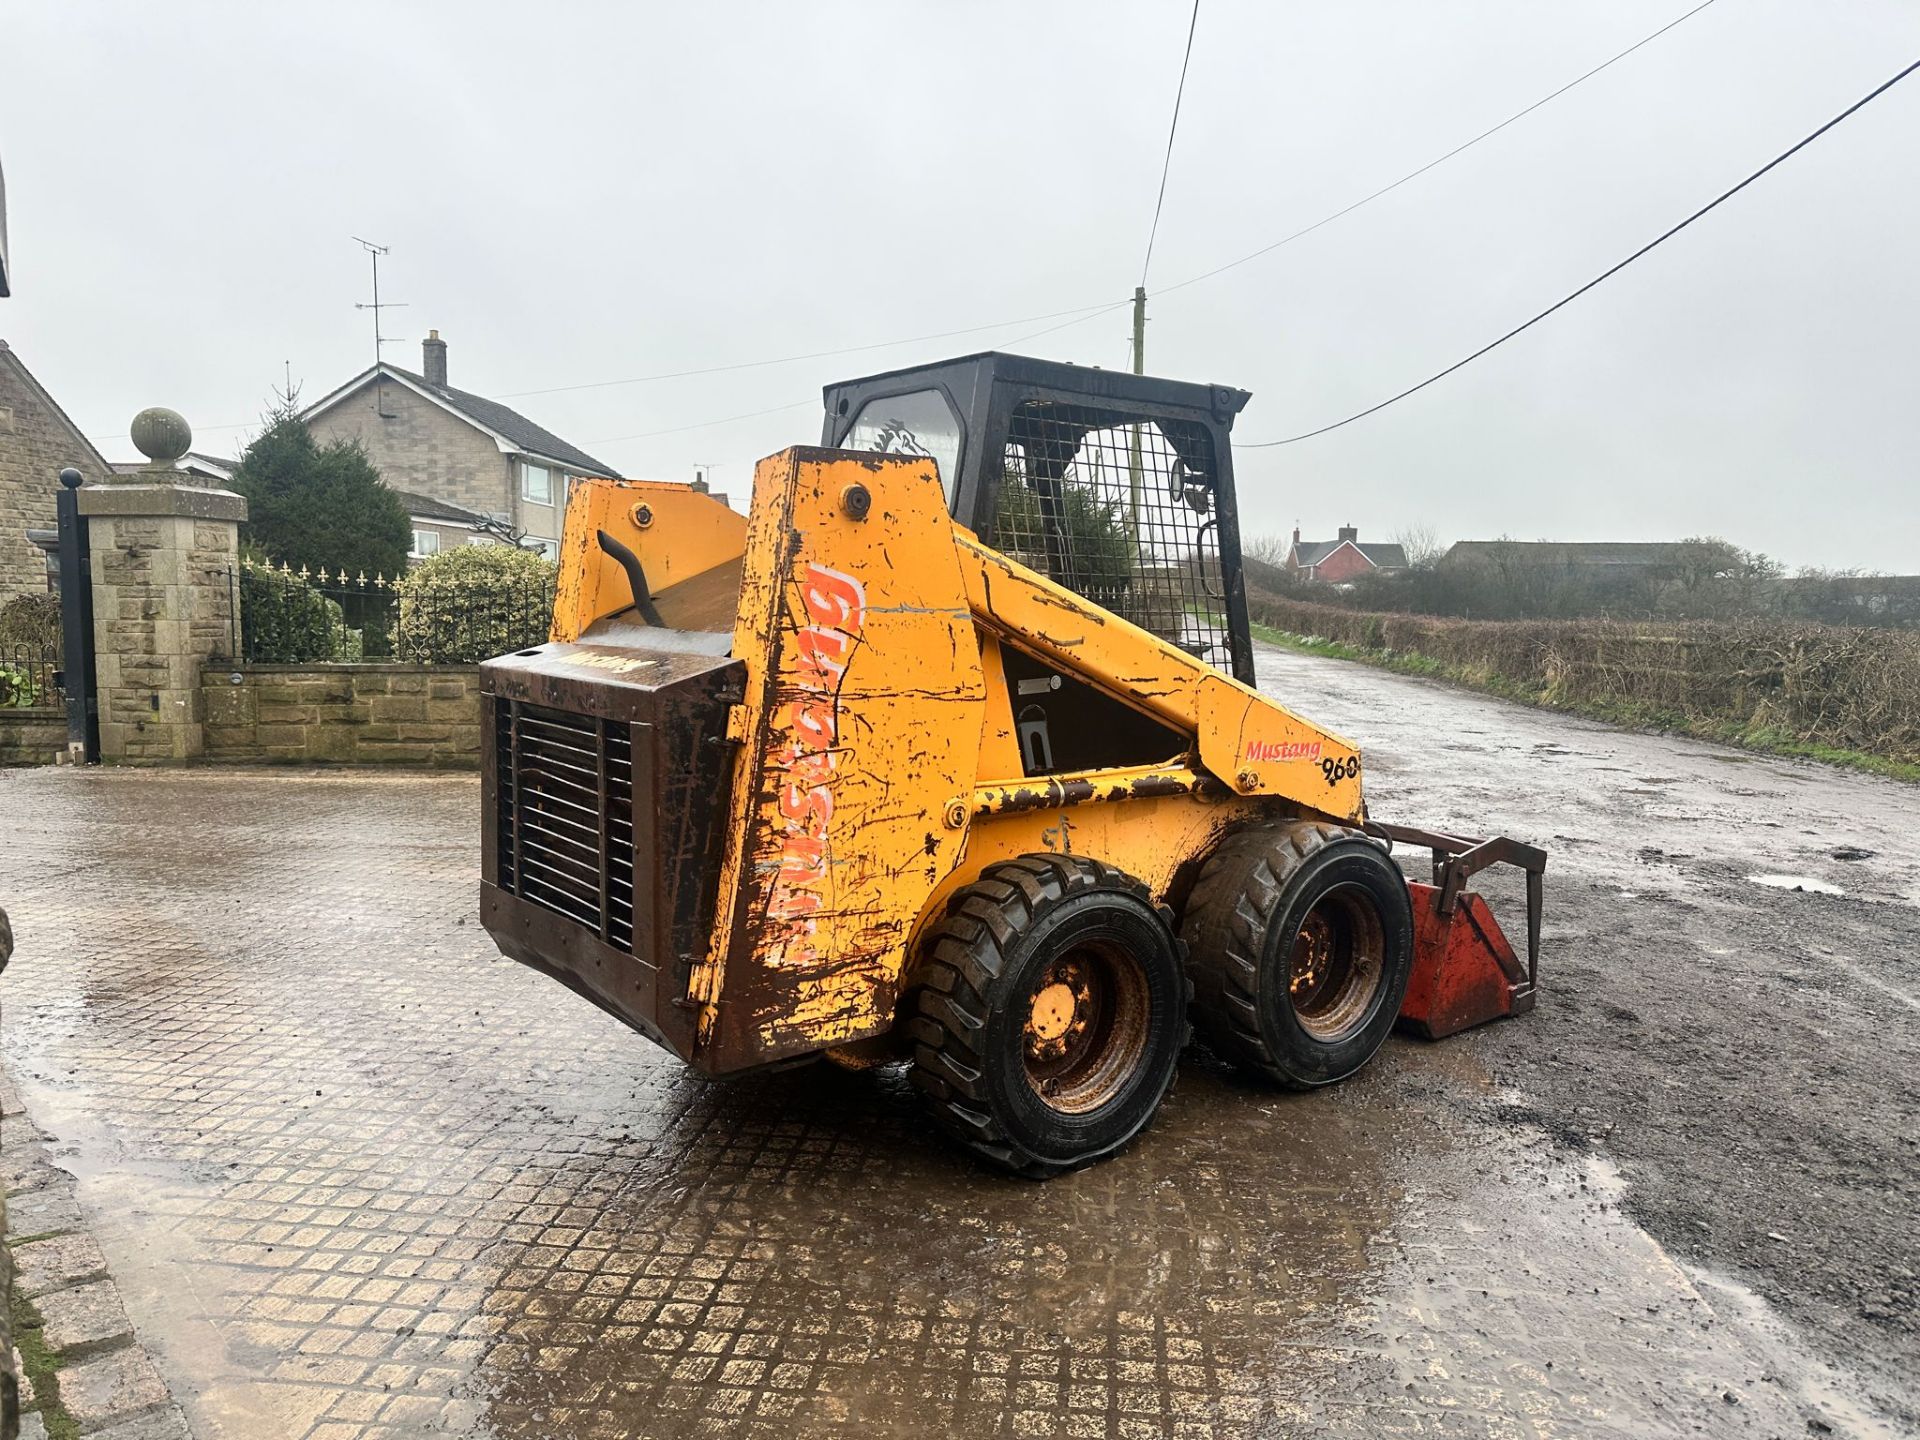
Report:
393,488,495,560
0,339,113,596
300,331,621,559
1284,525,1408,584
1438,540,1701,576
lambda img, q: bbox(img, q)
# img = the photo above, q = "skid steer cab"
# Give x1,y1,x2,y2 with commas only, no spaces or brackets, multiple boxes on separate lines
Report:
479,353,1545,1177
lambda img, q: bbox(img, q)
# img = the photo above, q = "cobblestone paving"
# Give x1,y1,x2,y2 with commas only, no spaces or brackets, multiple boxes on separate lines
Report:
0,766,1872,1439
3,1075,192,1439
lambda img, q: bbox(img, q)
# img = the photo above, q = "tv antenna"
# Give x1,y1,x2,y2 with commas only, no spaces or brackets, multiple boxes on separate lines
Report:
352,236,407,415
351,236,408,368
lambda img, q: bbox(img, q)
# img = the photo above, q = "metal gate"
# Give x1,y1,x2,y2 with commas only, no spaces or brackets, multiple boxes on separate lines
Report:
55,467,98,763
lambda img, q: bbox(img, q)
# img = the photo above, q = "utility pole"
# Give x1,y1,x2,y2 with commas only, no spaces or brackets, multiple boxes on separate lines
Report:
1128,285,1147,546
1130,286,1147,376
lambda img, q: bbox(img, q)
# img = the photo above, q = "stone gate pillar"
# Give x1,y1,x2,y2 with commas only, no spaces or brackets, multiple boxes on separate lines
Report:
77,407,246,762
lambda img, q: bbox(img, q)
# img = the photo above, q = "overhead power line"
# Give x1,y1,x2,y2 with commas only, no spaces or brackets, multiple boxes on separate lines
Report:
1157,0,1720,298
576,5,1720,457
1240,56,1920,449
1141,0,1203,287
540,0,1719,422
85,1,1715,448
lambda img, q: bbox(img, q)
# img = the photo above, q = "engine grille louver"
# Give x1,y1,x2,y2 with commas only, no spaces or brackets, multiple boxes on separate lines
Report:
495,699,634,951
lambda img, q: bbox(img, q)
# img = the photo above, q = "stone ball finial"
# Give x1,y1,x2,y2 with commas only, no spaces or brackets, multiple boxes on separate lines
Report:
130,407,192,464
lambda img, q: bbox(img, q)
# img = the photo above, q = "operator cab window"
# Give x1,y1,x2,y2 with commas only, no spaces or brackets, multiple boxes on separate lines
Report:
986,404,1229,779
996,405,1231,671
840,388,963,506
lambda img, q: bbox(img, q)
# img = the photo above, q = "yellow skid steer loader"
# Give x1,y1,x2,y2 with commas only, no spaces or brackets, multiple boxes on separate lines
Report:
480,353,1543,1176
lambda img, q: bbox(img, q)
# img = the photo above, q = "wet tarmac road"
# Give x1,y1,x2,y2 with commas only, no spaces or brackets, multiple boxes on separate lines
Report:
2,643,1915,1439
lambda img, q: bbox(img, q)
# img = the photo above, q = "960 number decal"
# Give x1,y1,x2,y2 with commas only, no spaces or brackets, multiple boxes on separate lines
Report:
1320,755,1359,787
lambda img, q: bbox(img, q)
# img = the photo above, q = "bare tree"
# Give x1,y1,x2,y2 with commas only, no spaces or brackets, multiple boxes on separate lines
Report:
1244,532,1294,567
1393,521,1445,569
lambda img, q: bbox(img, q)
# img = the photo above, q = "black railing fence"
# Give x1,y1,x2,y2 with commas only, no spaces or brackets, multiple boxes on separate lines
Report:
228,562,556,666
0,642,63,708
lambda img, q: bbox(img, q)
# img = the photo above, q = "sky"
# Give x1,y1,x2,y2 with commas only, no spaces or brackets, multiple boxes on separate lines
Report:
1,0,1915,572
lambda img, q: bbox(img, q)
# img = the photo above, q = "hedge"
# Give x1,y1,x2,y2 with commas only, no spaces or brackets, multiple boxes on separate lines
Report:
1247,592,1920,767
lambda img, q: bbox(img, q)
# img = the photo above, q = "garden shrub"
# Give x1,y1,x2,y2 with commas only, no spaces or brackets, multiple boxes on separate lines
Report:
239,563,360,663
390,545,556,664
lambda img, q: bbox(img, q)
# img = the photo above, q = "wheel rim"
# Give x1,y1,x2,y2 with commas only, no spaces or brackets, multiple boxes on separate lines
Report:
1021,939,1150,1115
1287,883,1386,1042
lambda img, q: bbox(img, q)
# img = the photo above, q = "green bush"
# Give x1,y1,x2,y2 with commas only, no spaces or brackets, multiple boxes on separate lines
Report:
230,403,412,578
993,470,1135,601
239,563,361,663
0,662,52,708
390,545,556,664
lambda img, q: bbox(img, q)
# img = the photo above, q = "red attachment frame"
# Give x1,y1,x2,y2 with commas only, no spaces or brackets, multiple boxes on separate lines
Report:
1366,823,1547,1041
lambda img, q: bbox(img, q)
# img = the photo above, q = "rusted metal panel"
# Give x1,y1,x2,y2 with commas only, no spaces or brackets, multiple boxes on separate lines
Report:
482,882,682,1053
480,642,745,1059
1375,822,1546,1041
1399,884,1535,1040
971,764,1223,817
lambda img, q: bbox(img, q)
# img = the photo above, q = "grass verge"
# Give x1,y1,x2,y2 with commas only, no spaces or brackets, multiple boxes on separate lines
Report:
10,1282,81,1440
1249,621,1920,785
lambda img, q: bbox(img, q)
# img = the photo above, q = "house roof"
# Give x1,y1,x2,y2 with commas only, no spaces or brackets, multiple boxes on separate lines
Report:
302,363,621,479
1441,540,1697,569
391,488,489,525
0,340,112,475
109,451,236,482
1293,538,1408,569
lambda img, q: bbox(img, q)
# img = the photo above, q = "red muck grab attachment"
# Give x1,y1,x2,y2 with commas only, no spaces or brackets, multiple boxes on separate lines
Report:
1368,823,1547,1040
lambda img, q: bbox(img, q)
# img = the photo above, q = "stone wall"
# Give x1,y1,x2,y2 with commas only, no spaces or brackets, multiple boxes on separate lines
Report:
0,341,112,598
202,664,483,766
306,376,509,517
0,709,65,766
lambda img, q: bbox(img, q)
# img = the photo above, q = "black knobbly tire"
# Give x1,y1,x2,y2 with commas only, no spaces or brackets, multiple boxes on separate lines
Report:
904,855,1189,1179
1182,821,1414,1089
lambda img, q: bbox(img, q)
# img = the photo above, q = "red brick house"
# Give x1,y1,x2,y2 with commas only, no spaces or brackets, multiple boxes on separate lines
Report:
1284,526,1408,584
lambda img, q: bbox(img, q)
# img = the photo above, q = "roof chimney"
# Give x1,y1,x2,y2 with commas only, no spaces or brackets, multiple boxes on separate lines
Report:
422,329,447,387
1337,524,1358,544
1292,525,1301,549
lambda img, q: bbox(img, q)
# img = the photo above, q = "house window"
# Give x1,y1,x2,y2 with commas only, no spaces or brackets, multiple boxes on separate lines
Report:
521,463,552,505
410,529,441,558
528,537,560,561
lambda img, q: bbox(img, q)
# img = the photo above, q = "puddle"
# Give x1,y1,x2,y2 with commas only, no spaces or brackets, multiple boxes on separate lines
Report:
1748,873,1845,895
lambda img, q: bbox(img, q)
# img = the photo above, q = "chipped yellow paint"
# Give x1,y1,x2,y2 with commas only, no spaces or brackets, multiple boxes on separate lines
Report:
690,450,985,1070
551,478,746,642
975,633,1026,780
932,793,1271,929
679,448,1369,1073
955,533,1364,820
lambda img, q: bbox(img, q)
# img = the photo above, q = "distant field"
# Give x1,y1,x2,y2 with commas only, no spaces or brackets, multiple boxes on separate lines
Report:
1245,592,1920,782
